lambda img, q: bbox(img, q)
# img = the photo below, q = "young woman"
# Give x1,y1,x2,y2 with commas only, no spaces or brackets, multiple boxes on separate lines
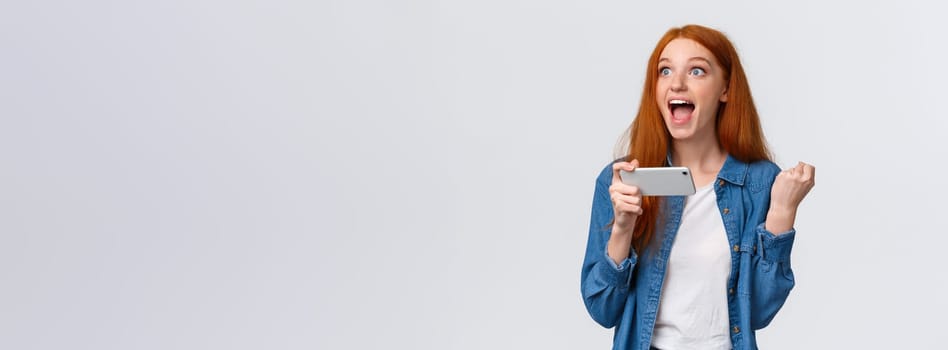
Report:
580,25,815,350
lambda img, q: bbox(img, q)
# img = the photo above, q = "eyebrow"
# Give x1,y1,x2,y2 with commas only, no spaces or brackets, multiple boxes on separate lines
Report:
658,57,712,65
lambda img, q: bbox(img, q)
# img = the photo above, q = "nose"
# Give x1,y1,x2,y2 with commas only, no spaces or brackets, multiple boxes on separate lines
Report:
670,71,686,92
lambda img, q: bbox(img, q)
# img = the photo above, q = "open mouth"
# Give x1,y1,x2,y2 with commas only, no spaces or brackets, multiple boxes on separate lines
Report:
668,99,695,123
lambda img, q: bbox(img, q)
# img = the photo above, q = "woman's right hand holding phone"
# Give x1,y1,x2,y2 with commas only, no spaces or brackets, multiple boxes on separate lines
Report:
607,160,642,264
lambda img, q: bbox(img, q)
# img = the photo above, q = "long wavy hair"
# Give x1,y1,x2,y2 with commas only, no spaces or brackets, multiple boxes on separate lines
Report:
622,24,772,254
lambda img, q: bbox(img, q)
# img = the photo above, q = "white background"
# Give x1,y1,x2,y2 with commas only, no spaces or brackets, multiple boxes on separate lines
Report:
2,0,946,349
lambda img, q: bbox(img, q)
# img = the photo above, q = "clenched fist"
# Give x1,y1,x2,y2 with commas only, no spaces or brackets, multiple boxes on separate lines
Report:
766,161,815,234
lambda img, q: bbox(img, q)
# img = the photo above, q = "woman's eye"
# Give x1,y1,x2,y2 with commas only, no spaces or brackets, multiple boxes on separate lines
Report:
690,68,706,76
659,67,671,76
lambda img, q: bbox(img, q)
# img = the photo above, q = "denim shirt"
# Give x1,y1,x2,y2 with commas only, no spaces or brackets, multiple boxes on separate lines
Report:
580,155,796,350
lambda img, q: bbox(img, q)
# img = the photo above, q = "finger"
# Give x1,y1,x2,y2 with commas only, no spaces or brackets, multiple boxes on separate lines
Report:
802,163,815,184
809,164,816,185
612,163,624,185
617,159,638,172
793,162,805,176
777,168,790,181
612,162,631,185
614,159,640,186
627,185,640,196
615,202,643,215
610,185,641,199
613,192,642,206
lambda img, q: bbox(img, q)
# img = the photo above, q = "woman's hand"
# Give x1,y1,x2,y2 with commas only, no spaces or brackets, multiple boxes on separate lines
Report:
610,160,643,235
766,161,816,234
606,160,643,264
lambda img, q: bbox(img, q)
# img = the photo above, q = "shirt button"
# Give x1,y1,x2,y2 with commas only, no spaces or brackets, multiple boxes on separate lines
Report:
723,208,730,214
729,288,734,294
719,179,725,186
733,245,739,252
733,326,740,334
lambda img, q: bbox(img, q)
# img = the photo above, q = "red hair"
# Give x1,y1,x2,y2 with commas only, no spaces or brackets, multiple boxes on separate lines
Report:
625,24,771,253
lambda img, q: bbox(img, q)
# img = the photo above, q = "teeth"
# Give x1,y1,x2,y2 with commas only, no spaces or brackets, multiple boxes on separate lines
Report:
669,99,691,105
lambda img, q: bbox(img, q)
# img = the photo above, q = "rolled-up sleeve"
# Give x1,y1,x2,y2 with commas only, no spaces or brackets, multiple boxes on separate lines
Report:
749,223,796,329
757,224,795,263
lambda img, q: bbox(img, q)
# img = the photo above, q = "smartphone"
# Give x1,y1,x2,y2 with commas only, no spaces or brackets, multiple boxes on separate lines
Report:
619,167,696,196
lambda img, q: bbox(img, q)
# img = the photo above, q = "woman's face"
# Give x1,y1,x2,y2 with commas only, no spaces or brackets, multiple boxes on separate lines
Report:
654,38,729,142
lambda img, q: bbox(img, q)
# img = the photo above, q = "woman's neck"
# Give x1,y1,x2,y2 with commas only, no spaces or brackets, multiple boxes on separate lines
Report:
670,134,727,187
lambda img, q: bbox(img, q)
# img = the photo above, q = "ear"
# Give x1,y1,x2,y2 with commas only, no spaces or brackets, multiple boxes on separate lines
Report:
719,86,728,103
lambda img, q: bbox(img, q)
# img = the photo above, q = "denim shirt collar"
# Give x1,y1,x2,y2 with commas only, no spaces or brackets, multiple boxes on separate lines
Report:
717,154,749,186
665,152,750,186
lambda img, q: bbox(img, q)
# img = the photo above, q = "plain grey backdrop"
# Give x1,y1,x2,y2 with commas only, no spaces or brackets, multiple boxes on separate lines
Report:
2,0,946,349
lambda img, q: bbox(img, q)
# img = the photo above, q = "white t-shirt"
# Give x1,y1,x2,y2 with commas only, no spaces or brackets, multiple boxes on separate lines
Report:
651,184,732,350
